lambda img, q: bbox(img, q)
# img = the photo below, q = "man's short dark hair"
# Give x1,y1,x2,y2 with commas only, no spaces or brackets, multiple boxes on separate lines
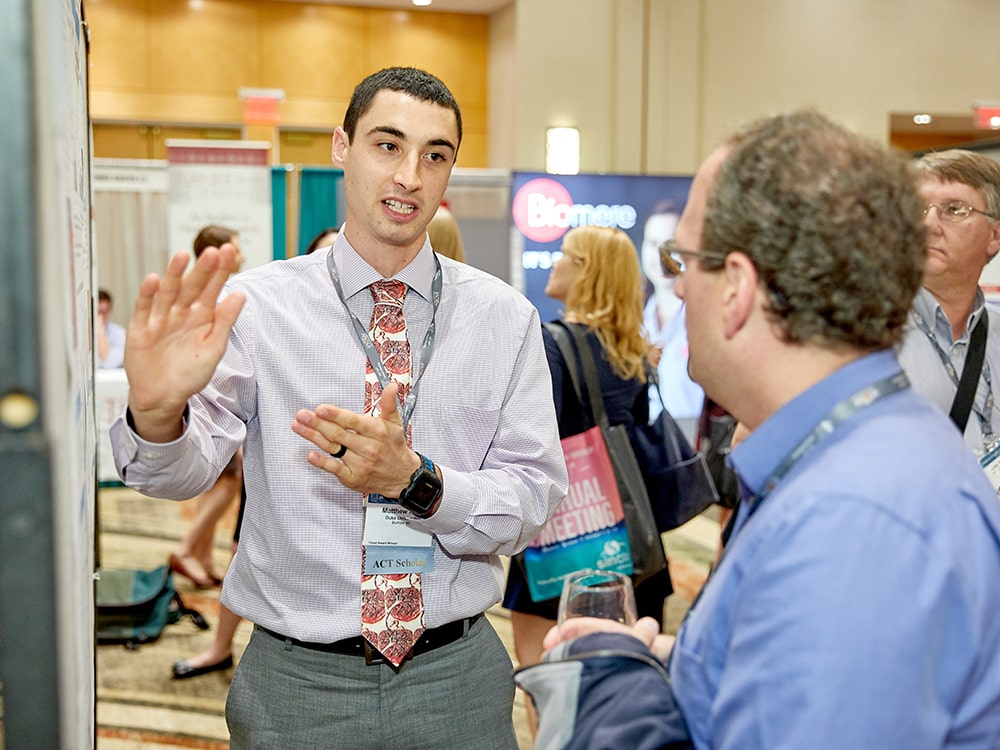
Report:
193,225,238,258
702,110,926,350
98,288,112,305
342,67,462,151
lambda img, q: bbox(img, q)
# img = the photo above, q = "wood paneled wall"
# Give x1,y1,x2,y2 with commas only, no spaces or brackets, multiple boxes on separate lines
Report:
85,0,489,167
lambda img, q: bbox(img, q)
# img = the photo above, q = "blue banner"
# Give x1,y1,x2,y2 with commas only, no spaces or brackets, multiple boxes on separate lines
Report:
510,171,704,419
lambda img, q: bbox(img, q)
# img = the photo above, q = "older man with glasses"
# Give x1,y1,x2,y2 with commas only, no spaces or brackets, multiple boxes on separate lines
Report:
899,150,1000,476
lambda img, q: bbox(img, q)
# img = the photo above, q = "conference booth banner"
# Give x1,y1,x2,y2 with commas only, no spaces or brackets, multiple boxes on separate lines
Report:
165,140,274,270
509,171,706,421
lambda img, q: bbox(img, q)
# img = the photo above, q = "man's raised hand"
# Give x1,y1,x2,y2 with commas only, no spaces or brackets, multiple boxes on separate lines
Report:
125,245,245,442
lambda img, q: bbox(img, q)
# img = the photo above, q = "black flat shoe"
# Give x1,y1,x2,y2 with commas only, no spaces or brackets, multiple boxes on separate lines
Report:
171,654,234,680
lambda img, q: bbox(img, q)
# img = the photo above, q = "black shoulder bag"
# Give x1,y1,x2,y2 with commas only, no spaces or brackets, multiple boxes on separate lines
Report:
631,370,720,531
546,321,668,587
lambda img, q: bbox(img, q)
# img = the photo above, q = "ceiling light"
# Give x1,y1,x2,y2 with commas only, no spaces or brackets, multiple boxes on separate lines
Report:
546,127,580,175
413,0,432,6
913,114,932,125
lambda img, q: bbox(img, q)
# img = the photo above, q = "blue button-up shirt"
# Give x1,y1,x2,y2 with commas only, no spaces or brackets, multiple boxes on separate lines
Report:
669,349,1000,749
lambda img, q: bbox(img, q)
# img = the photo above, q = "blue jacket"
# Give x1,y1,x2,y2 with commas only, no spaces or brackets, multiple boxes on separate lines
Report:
514,632,691,750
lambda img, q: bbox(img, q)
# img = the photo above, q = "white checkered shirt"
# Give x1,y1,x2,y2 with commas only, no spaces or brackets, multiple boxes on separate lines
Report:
112,236,567,642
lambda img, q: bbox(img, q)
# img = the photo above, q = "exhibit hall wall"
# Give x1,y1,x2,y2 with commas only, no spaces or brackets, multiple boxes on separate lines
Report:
85,0,1000,176
495,0,1000,173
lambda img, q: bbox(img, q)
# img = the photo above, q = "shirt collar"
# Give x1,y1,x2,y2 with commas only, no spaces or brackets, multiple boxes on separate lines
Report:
912,286,986,345
730,349,903,499
331,230,437,303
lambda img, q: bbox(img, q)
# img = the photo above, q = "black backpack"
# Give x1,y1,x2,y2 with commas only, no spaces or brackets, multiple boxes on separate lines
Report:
96,564,208,649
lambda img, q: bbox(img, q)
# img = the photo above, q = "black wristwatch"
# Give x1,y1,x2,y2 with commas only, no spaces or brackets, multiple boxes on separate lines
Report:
397,453,443,518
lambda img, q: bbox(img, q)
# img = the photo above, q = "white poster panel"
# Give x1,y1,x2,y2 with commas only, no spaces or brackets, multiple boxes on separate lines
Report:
95,370,129,485
31,0,96,744
166,140,274,270
92,159,169,193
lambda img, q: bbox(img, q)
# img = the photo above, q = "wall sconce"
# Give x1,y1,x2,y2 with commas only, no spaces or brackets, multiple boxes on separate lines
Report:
546,127,580,175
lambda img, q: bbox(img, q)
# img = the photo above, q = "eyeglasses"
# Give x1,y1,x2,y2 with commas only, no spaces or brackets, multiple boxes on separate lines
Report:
923,201,998,223
658,240,728,277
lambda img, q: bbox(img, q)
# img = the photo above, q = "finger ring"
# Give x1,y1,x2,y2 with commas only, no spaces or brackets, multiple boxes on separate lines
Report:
330,444,347,459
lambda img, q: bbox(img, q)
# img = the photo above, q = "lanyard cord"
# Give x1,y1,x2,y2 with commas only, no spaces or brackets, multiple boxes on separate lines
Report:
749,371,909,509
325,249,443,430
679,371,910,631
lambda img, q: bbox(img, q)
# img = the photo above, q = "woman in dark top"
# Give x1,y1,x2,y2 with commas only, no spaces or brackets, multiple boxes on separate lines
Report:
504,225,672,733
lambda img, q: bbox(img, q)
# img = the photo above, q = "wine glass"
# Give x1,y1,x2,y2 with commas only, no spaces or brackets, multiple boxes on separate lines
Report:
557,569,637,628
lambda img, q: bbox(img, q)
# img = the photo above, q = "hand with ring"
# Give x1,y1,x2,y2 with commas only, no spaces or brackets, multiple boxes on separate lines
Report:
291,382,420,498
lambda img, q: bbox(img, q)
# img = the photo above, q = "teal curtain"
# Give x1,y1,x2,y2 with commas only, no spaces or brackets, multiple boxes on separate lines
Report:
271,167,287,260
298,167,342,255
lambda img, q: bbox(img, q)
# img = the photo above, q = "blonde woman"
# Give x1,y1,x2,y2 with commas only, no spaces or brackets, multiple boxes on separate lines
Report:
502,225,672,734
427,205,465,262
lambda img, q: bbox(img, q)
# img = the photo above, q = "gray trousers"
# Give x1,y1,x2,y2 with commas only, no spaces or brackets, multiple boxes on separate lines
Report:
226,615,519,750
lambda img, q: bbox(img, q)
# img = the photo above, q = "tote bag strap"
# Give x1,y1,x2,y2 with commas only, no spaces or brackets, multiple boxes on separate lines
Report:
646,362,670,416
561,322,614,431
543,321,585,410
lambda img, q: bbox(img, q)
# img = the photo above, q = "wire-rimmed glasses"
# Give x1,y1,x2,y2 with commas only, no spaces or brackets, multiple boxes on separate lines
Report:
659,239,728,277
923,201,998,223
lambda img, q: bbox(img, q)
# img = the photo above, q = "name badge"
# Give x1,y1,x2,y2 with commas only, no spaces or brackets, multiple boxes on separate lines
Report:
363,494,434,574
979,443,1000,497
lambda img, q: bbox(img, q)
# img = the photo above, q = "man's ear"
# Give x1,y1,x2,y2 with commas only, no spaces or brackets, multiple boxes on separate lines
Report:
988,219,1000,262
331,127,349,168
721,251,759,339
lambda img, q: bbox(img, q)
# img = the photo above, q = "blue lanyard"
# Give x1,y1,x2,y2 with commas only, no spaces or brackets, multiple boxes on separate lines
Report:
748,371,910,510
910,307,994,442
680,370,910,632
325,250,443,430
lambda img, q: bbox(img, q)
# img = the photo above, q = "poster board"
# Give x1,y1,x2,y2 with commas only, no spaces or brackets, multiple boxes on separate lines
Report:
0,0,95,747
166,140,275,269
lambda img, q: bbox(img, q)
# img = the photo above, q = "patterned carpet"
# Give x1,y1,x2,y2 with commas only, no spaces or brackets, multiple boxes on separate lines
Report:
95,486,716,749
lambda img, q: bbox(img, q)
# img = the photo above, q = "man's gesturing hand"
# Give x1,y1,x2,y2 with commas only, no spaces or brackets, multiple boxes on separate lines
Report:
125,245,245,442
293,382,421,498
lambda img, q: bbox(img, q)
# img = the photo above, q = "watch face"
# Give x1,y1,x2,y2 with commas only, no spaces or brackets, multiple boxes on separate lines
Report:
399,454,442,517
407,475,440,513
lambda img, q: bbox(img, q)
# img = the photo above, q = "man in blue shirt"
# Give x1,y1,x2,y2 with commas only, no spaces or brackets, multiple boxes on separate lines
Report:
519,111,1000,749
